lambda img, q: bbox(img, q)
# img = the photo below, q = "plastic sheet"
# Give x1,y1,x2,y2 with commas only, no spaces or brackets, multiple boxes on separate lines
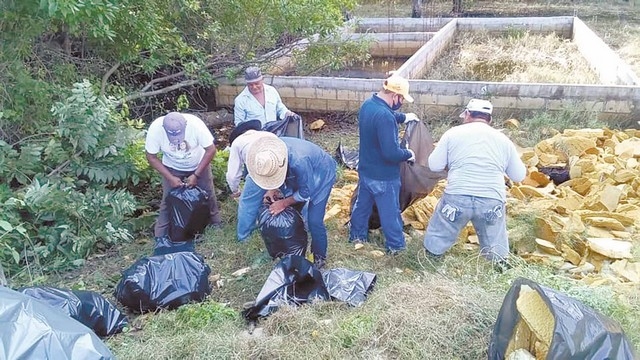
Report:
489,277,637,360
539,166,570,186
242,255,329,320
0,286,114,359
114,251,211,313
263,114,305,139
167,186,210,242
257,202,308,259
321,268,377,307
18,286,128,337
334,141,359,170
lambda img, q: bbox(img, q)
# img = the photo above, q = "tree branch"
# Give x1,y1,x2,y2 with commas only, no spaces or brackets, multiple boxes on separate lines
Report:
116,79,201,105
101,62,121,96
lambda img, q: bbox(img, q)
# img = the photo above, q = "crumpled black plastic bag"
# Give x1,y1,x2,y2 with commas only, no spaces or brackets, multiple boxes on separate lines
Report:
321,268,377,307
489,277,637,360
242,255,329,320
0,286,114,359
18,286,128,337
153,235,195,256
539,166,570,185
334,141,359,170
167,186,210,242
258,203,308,259
263,114,305,139
114,251,211,313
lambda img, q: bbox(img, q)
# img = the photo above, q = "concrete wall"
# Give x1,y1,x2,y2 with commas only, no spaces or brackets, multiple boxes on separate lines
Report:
215,17,640,119
353,17,452,33
572,17,640,85
347,32,435,57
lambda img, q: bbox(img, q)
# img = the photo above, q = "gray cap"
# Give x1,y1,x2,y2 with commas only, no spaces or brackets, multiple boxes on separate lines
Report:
245,66,263,83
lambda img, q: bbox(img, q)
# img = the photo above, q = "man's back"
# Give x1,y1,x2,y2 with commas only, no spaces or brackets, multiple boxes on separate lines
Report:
429,122,525,201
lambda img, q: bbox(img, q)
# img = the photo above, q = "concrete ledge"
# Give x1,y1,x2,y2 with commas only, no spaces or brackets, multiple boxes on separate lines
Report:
353,18,453,33
397,19,457,79
456,16,573,37
573,17,640,85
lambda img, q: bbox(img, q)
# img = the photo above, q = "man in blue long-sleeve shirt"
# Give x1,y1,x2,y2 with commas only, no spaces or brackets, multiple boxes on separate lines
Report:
349,75,418,254
246,136,337,269
424,99,526,265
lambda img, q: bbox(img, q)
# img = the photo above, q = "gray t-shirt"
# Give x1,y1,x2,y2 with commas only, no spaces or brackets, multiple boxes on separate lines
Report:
428,122,526,201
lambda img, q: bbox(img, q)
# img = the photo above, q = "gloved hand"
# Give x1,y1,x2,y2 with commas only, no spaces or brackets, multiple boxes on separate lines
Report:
407,149,416,163
404,113,419,123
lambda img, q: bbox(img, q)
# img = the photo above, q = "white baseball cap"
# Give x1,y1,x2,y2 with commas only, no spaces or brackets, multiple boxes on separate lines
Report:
460,99,493,118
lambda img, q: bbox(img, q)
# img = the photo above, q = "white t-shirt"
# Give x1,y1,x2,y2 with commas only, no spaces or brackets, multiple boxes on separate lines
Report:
145,113,215,171
428,122,526,202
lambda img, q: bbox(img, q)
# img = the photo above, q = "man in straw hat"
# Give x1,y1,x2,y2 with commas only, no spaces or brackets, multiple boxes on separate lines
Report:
246,136,337,269
145,112,222,237
423,99,525,267
234,66,297,127
349,74,420,255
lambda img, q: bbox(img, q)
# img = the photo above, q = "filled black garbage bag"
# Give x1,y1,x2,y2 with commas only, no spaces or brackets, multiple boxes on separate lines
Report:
18,286,128,337
488,277,637,360
243,255,330,320
263,113,305,139
334,141,359,170
322,268,377,307
258,202,308,259
114,251,211,313
0,287,114,359
349,120,446,229
153,235,195,256
167,186,210,242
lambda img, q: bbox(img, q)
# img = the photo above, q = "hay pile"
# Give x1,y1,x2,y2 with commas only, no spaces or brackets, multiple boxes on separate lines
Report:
424,30,600,84
325,128,640,284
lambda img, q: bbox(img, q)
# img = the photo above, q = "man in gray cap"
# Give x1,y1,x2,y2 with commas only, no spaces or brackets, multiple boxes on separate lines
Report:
145,112,222,237
233,66,296,127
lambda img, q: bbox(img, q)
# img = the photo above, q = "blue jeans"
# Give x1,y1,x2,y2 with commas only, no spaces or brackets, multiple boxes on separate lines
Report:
237,176,266,241
349,175,405,251
423,193,509,261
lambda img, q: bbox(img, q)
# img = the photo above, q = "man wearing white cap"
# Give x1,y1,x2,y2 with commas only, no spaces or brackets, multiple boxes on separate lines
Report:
349,75,419,254
145,112,222,237
234,66,297,127
245,136,337,269
423,99,526,266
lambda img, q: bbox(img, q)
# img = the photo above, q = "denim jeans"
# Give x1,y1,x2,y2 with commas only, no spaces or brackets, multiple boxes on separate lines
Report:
236,176,266,241
423,193,509,261
349,175,405,251
155,164,221,237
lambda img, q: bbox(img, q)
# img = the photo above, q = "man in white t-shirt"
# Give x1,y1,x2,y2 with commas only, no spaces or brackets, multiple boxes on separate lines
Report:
145,112,222,237
423,99,526,266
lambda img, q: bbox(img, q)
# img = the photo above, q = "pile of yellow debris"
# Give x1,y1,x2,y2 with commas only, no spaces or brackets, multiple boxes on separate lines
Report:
325,128,640,284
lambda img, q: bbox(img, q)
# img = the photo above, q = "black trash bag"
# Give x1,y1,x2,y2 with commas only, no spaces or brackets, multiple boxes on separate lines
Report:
334,141,359,170
349,121,446,230
539,166,570,186
153,235,195,256
321,268,377,307
258,198,308,259
18,286,128,338
0,286,114,359
114,251,211,313
263,113,305,139
489,277,637,360
167,186,210,242
242,255,330,320
399,121,447,211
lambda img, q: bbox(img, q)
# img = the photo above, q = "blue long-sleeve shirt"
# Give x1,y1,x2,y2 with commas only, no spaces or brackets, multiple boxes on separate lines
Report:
281,137,336,205
357,94,411,181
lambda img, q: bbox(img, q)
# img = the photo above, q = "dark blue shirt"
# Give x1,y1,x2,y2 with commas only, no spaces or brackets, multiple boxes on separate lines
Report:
357,94,411,180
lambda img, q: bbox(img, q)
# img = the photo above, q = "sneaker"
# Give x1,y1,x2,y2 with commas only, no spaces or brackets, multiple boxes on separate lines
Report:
386,248,404,256
349,238,367,245
493,259,512,273
313,256,326,270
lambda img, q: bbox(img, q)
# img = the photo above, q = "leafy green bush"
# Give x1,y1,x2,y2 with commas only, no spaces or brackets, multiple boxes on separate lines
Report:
211,149,230,196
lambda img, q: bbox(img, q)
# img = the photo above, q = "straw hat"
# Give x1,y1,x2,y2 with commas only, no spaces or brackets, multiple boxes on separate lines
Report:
246,136,288,190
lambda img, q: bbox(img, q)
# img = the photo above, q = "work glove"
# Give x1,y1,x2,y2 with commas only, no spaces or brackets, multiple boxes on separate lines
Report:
404,113,419,123
407,149,416,163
